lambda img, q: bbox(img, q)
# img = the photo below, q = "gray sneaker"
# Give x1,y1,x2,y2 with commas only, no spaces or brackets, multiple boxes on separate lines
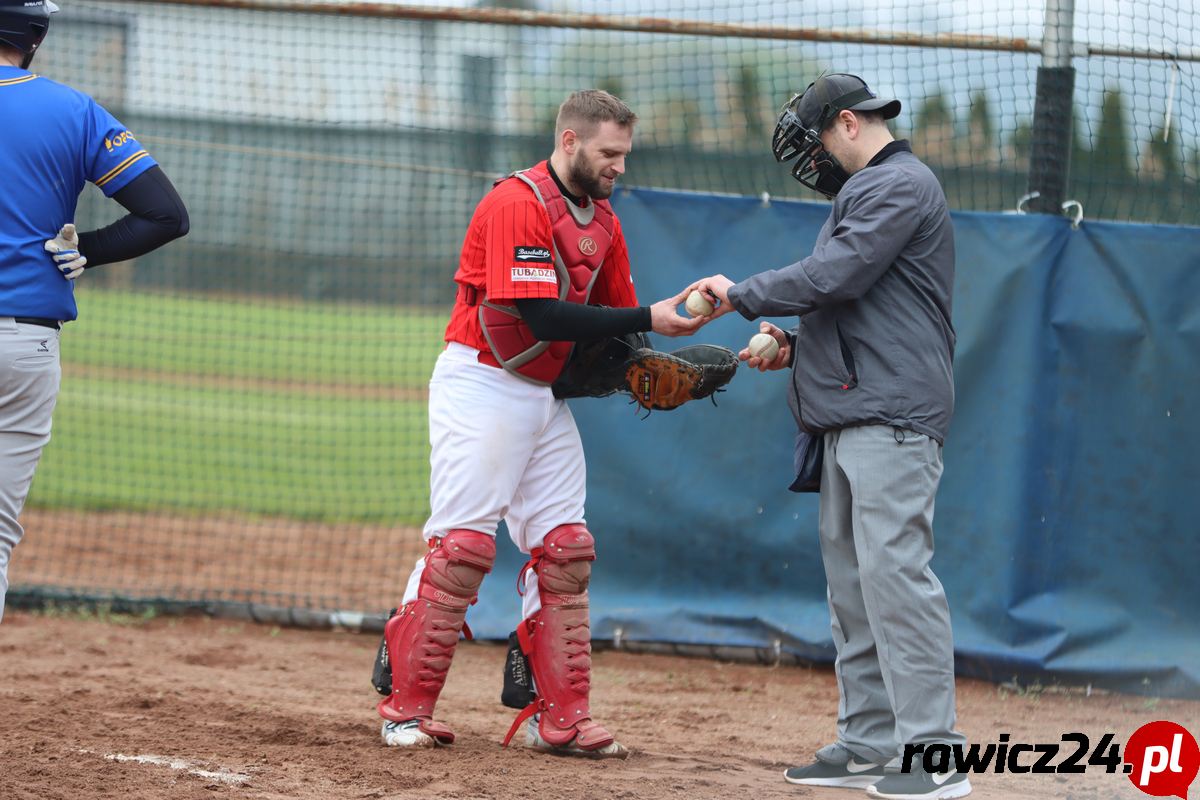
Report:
783,757,885,788
866,768,971,800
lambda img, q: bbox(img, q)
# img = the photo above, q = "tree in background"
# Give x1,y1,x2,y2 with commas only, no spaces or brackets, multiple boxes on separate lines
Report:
913,91,957,165
1003,106,1091,175
1094,88,1133,178
598,76,626,100
1007,120,1032,163
733,62,765,143
1143,126,1183,182
678,97,703,146
1070,106,1093,178
967,90,995,161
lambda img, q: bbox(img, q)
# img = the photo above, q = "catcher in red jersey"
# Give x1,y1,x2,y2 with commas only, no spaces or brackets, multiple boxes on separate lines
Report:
372,90,709,757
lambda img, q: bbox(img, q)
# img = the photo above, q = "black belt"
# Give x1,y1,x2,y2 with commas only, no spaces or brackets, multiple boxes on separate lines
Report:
14,317,62,330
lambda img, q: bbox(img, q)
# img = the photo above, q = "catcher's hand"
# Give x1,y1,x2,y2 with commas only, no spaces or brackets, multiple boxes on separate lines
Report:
649,288,708,336
624,344,738,411
44,224,87,280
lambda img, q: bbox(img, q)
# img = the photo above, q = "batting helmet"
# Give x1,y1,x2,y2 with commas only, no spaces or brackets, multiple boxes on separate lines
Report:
0,0,59,69
772,73,901,198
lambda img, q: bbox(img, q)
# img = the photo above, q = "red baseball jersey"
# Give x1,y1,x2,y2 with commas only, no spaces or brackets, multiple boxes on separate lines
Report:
443,161,638,351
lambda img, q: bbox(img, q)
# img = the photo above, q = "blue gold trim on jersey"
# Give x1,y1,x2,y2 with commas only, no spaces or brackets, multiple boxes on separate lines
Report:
95,149,150,188
0,74,38,87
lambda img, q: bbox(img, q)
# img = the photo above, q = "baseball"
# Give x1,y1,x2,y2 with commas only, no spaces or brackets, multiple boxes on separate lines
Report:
685,290,715,317
748,332,780,363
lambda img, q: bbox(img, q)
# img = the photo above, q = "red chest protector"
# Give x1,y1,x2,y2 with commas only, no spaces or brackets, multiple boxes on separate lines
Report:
479,167,615,385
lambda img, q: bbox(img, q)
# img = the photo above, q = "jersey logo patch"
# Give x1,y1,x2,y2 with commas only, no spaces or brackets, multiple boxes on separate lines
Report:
104,131,136,152
514,246,552,263
578,236,597,256
511,266,556,283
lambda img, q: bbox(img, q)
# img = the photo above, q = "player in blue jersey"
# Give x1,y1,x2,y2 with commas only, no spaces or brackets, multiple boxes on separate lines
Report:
0,0,189,620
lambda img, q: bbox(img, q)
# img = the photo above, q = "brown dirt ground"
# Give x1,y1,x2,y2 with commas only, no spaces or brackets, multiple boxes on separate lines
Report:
12,508,428,612
2,611,1197,800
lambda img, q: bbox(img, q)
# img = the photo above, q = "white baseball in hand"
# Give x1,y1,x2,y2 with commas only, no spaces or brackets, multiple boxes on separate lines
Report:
748,332,780,363
685,290,714,317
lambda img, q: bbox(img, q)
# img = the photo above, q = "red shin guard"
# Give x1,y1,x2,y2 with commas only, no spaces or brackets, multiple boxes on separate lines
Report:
503,524,616,751
377,530,495,743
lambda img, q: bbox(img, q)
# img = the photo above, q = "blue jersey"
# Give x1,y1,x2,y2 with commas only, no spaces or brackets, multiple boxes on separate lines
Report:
0,66,158,320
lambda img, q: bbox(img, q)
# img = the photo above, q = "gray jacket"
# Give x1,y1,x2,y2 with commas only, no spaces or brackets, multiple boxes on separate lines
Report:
727,143,956,443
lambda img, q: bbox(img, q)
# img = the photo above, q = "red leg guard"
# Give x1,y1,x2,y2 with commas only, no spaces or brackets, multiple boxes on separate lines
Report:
377,530,495,743
506,524,617,752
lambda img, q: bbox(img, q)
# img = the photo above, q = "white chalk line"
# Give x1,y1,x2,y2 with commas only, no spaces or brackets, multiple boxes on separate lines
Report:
78,749,251,785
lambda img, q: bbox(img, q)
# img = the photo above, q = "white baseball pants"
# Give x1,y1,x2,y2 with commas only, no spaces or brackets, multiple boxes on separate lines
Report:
0,319,62,623
402,343,587,619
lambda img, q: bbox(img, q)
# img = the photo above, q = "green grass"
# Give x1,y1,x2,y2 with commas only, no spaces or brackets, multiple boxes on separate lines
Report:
68,287,448,387
32,601,158,625
27,288,448,524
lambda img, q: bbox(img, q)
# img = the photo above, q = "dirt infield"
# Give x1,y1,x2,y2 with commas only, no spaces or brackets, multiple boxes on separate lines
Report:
2,611,1197,800
13,509,428,612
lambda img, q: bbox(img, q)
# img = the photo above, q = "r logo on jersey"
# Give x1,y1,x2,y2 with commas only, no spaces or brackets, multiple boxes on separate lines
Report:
514,246,552,263
578,236,597,256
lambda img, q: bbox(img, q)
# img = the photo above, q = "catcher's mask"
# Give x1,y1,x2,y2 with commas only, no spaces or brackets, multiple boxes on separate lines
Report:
0,0,58,69
772,73,901,198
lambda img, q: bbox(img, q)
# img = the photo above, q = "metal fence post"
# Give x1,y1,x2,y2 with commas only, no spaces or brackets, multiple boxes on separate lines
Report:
1026,0,1077,214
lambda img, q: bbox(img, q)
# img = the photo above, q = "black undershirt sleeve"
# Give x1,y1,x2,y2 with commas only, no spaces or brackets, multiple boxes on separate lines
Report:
514,298,652,342
78,166,190,268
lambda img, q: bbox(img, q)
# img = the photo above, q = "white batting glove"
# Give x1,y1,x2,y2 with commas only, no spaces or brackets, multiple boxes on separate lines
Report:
45,223,87,280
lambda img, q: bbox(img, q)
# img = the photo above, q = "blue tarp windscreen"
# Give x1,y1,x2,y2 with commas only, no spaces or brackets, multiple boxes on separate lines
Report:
467,186,1200,699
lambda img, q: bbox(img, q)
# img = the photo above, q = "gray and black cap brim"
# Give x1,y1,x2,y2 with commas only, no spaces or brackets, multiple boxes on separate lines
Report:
793,73,904,130
846,96,902,119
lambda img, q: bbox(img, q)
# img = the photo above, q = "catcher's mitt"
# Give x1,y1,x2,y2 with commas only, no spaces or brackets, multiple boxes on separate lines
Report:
625,344,738,412
551,332,648,400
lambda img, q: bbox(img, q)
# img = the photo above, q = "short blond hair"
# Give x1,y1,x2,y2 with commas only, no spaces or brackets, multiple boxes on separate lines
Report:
555,90,638,140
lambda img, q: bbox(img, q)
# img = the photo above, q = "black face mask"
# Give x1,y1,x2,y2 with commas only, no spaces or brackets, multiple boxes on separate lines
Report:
780,124,851,199
792,144,851,199
772,100,852,198
772,80,887,198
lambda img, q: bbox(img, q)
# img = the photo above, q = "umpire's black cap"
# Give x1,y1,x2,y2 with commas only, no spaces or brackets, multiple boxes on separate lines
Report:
772,73,900,164
795,73,902,131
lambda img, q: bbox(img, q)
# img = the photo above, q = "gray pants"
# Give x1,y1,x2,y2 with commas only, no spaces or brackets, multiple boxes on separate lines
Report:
0,319,61,623
818,425,965,764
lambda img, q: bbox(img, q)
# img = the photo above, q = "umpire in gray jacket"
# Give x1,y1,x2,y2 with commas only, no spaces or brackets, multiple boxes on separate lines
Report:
691,74,970,800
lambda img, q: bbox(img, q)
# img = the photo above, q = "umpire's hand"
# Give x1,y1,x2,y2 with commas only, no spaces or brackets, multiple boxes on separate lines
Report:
740,321,793,372
684,274,736,320
45,223,87,280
